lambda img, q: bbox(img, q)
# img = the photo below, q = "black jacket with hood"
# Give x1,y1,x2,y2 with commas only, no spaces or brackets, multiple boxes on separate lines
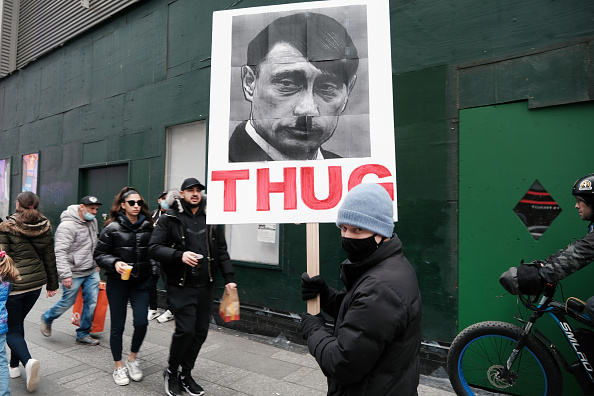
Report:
308,235,422,396
148,190,234,287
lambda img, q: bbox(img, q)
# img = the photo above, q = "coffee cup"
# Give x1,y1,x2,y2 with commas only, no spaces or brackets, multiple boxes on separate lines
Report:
121,265,132,280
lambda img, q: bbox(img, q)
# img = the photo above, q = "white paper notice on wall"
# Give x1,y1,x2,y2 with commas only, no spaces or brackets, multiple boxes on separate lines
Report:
257,224,277,244
207,0,397,225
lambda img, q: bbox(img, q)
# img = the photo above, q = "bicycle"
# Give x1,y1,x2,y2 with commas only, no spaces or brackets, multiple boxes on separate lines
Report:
447,273,594,396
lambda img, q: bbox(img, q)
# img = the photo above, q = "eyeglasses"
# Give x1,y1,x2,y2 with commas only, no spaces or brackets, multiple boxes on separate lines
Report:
126,200,144,207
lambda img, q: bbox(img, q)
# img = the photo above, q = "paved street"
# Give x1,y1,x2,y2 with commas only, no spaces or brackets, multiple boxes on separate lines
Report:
8,288,455,395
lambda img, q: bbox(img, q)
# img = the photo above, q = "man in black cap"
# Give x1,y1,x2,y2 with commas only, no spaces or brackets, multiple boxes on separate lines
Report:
149,178,236,396
40,196,102,346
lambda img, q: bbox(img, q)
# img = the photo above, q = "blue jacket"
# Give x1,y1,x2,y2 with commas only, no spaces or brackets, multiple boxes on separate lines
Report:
0,280,12,335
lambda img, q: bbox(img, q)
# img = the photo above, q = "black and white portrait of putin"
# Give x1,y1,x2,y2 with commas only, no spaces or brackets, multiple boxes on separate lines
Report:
228,7,370,162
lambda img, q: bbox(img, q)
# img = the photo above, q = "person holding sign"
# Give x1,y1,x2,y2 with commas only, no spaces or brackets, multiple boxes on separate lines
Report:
94,187,156,386
229,12,359,162
149,178,236,396
300,183,422,395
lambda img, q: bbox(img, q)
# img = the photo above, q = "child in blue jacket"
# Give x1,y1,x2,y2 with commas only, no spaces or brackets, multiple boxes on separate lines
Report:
0,249,21,396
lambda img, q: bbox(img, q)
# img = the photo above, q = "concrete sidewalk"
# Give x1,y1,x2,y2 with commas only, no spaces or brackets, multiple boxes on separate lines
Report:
8,288,455,395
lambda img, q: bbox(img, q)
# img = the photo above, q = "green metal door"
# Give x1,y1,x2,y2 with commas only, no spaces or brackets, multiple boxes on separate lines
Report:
459,100,594,326
459,101,594,394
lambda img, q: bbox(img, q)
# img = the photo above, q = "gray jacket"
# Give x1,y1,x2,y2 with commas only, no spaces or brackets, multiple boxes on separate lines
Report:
54,205,98,279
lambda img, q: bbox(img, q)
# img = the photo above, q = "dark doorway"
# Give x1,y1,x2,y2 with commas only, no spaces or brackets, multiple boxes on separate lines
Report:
79,163,129,230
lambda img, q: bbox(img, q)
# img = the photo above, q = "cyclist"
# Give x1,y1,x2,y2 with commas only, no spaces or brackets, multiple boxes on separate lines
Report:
516,173,594,320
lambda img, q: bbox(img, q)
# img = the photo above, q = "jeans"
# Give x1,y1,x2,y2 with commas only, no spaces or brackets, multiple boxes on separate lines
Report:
42,271,100,339
0,333,9,396
167,284,213,373
7,288,41,368
106,276,150,362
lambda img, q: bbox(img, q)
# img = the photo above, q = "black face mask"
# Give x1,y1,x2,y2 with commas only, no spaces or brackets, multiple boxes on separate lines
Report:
341,234,379,263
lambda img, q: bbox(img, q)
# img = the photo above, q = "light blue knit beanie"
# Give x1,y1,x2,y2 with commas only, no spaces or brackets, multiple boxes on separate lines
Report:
336,183,394,238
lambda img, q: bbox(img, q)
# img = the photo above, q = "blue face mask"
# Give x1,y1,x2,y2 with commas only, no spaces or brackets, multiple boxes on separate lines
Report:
160,200,170,210
82,211,95,221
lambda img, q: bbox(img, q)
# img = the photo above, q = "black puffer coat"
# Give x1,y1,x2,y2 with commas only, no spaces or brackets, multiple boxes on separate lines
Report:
308,235,422,396
94,214,157,279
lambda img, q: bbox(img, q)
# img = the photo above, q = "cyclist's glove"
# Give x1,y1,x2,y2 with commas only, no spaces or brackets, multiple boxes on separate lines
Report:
516,263,545,295
499,267,519,295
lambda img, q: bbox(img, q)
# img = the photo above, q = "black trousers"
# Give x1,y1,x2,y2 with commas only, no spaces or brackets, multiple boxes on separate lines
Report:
167,284,212,373
106,276,150,362
149,276,159,310
149,271,168,311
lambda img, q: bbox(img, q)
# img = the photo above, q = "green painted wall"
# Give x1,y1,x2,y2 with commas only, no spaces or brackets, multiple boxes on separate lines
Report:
0,0,592,345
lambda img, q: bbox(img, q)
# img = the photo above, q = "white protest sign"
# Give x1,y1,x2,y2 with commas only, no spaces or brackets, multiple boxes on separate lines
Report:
207,0,396,225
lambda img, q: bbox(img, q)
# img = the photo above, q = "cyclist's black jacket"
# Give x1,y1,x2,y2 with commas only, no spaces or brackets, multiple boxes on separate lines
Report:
540,222,594,283
307,234,422,396
148,196,234,287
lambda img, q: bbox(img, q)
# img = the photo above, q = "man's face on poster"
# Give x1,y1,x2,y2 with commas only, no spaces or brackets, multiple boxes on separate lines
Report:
242,42,356,160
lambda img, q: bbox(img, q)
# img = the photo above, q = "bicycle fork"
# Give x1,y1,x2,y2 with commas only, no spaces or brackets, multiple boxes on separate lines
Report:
498,310,545,381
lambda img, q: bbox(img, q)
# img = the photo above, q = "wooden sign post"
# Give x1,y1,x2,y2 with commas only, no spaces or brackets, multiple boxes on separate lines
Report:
306,223,320,314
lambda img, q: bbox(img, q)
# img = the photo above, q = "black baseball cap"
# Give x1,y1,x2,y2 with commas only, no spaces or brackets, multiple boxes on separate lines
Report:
80,196,102,206
158,191,167,199
180,178,205,191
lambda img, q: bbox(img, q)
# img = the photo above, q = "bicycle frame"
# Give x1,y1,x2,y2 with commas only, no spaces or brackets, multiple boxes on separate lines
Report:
500,283,594,393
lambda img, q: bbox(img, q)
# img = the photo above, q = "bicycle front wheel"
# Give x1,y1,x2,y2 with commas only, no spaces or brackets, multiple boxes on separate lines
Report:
447,321,562,396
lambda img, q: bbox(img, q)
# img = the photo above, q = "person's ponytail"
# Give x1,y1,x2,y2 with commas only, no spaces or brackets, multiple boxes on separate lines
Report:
15,191,44,224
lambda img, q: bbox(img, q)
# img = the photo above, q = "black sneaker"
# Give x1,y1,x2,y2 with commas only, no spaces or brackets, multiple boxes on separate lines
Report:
163,369,182,396
180,374,205,396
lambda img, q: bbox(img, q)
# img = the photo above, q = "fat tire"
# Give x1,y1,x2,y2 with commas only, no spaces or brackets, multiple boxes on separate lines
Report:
447,321,563,396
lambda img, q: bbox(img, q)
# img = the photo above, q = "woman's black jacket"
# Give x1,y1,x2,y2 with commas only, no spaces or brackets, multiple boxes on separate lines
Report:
148,198,234,287
94,214,157,279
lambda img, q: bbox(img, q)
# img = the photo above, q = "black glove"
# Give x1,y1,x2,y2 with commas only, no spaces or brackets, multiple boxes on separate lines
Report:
300,312,326,340
516,263,545,295
499,267,519,295
301,272,328,301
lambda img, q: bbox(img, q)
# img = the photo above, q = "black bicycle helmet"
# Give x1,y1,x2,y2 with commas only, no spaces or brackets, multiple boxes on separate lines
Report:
572,173,594,208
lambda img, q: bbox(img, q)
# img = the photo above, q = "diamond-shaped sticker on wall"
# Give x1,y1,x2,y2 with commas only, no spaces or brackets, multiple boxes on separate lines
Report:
513,180,562,240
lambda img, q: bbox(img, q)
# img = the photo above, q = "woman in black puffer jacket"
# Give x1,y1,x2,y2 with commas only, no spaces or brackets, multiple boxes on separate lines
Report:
94,187,157,386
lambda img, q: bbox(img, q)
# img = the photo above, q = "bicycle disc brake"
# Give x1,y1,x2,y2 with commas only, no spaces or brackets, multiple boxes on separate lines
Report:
487,365,517,388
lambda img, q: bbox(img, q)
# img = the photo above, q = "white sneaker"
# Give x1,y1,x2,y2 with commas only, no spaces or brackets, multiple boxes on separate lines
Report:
113,366,129,386
157,310,174,323
125,359,143,381
147,309,160,321
25,359,40,391
8,365,20,378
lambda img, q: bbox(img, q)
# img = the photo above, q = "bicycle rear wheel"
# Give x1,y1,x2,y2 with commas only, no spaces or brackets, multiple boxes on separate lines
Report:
447,321,562,396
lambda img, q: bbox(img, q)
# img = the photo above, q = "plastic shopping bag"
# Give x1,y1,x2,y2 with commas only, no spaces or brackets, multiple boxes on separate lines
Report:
218,288,240,322
71,281,108,333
